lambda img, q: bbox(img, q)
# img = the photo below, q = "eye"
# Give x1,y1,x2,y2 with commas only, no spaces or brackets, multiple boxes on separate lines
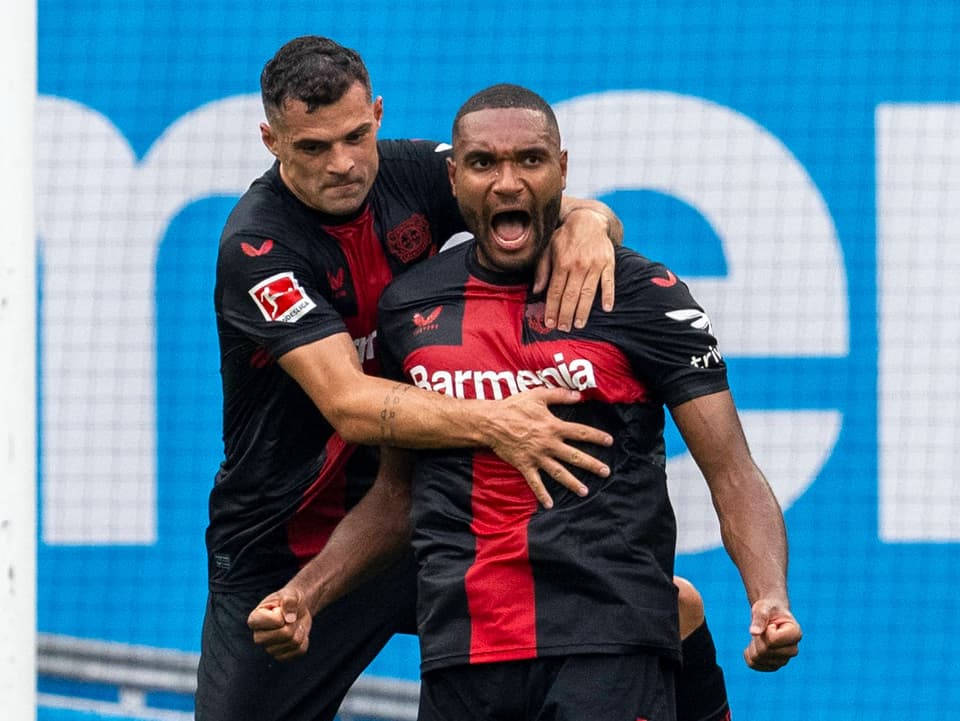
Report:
298,143,326,155
346,130,368,144
469,156,494,170
521,153,544,166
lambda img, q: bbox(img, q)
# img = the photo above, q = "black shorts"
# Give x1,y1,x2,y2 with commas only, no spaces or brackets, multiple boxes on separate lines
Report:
419,652,677,721
195,552,417,721
676,622,729,721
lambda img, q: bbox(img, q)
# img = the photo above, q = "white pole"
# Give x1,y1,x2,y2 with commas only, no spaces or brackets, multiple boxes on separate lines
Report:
0,0,38,719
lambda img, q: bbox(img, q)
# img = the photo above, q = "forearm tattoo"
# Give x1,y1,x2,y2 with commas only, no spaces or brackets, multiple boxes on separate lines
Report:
379,383,414,442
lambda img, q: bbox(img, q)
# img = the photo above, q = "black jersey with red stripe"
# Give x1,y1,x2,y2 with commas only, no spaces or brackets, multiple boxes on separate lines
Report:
208,139,464,592
378,242,729,671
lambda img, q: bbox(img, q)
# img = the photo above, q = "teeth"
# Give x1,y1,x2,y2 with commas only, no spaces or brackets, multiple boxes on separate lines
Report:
492,211,528,242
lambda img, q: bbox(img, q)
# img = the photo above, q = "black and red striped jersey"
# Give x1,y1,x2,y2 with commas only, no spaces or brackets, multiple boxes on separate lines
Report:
377,242,729,671
208,139,465,592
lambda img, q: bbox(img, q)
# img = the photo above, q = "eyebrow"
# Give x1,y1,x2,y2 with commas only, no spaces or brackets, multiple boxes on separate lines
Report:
291,121,375,149
462,143,553,160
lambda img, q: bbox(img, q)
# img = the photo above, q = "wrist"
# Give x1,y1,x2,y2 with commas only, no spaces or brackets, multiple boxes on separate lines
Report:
468,399,504,451
286,571,326,617
562,205,608,226
560,205,621,245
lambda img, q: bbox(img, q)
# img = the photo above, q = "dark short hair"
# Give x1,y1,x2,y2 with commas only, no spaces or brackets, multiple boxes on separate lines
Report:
260,36,372,122
452,83,560,144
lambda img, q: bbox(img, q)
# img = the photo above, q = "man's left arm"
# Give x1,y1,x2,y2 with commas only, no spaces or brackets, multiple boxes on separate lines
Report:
535,196,624,332
671,390,803,672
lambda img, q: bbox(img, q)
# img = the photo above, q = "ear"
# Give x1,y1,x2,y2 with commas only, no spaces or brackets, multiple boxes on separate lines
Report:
446,156,458,197
373,96,384,127
559,148,568,191
260,122,278,157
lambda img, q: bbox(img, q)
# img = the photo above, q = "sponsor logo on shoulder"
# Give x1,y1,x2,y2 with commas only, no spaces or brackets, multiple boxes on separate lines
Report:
241,239,274,257
666,308,713,334
691,345,724,368
651,268,677,287
665,308,722,367
248,271,317,323
413,306,443,334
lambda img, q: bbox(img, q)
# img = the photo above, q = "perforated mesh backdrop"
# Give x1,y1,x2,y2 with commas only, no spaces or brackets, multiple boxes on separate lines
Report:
36,2,960,718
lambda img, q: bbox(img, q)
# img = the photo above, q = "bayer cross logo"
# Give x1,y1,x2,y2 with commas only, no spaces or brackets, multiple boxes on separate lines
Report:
387,213,432,262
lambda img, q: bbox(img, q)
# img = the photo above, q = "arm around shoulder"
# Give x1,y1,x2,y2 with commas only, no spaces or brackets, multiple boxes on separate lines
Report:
533,195,622,331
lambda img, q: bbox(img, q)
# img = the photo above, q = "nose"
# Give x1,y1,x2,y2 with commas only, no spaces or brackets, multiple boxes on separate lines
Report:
327,144,356,175
492,162,523,194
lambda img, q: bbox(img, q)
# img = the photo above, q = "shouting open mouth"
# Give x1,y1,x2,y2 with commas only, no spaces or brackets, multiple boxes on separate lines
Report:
491,209,532,250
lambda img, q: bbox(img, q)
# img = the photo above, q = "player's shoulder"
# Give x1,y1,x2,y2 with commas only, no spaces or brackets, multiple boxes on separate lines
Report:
222,167,289,237
388,238,467,287
380,241,468,310
373,139,451,197
611,246,701,307
377,138,452,163
220,170,304,253
615,246,673,281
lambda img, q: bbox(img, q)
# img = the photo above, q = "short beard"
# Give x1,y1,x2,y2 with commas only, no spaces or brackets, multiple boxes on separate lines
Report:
538,194,562,258
461,193,563,274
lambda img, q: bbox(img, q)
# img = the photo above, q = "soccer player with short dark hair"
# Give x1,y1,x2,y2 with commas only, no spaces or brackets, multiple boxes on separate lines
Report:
196,38,623,721
373,83,802,720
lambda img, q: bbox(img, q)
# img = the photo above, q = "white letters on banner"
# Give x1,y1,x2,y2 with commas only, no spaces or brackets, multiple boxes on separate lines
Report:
555,92,846,551
36,95,271,543
876,103,960,541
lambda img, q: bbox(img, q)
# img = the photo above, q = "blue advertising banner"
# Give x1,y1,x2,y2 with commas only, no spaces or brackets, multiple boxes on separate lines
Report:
37,1,960,717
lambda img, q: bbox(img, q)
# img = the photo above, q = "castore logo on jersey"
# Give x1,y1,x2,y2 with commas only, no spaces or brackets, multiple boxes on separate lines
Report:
240,239,274,257
413,306,443,335
327,267,348,298
651,268,677,287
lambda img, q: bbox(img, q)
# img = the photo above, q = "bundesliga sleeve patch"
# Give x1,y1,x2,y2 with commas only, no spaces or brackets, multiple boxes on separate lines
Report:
248,271,317,323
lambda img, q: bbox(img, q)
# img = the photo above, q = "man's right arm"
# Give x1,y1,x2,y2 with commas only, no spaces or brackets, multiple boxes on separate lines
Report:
279,333,612,508
248,446,415,661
